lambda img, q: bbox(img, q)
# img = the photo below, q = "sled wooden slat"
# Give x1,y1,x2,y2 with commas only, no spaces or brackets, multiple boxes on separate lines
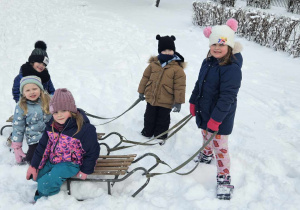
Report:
6,115,13,123
97,133,105,139
97,158,135,163
98,162,132,167
93,171,127,175
100,154,137,158
94,166,129,171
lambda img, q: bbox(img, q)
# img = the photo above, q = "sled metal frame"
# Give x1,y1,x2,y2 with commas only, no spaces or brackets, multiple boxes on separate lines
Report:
0,116,13,136
67,152,162,198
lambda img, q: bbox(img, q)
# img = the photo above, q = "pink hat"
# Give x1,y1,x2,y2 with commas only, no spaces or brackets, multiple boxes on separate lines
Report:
49,88,77,114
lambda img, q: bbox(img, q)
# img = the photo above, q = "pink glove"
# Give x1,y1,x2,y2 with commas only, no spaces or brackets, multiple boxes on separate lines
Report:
190,103,196,116
26,165,39,181
207,118,221,132
76,171,87,180
11,142,26,164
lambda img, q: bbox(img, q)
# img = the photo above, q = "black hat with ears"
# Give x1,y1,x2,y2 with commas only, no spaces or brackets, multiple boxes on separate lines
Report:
156,34,176,53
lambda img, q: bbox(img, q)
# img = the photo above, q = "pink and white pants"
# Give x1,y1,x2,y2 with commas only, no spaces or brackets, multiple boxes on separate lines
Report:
201,129,230,175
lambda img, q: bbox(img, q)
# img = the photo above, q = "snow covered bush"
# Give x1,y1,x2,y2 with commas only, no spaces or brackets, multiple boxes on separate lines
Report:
192,1,300,57
246,0,271,9
212,0,236,7
288,0,300,14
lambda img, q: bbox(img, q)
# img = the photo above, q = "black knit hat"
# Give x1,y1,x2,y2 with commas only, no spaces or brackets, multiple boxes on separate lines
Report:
156,34,176,53
28,41,49,66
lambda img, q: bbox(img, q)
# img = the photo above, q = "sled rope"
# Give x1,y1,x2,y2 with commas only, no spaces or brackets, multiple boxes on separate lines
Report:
99,114,193,152
146,131,218,178
85,98,142,125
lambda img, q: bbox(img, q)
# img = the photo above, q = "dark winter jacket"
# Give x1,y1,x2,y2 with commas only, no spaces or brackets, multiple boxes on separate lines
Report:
138,52,186,109
189,43,243,135
12,63,55,102
31,109,100,174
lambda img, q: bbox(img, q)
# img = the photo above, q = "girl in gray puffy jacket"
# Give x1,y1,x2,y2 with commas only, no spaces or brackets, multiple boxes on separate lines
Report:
11,76,52,164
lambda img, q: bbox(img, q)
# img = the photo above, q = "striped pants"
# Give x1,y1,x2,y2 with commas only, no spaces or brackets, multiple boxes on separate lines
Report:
201,129,230,175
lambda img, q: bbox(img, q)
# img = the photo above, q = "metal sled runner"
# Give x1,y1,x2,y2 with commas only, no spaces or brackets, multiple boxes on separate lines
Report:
67,151,165,198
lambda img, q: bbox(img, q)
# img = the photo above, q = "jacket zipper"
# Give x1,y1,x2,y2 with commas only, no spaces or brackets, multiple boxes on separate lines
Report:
52,120,70,153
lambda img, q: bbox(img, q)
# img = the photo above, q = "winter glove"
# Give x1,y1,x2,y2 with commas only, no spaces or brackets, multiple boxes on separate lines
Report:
190,103,196,116
26,165,39,181
11,142,26,164
76,171,87,180
207,118,221,132
139,93,145,101
172,103,181,112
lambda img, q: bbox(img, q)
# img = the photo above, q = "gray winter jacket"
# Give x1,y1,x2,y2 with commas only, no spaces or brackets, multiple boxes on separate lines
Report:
12,99,52,145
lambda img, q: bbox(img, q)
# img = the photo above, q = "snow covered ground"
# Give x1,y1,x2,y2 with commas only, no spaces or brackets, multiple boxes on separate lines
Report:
0,0,300,209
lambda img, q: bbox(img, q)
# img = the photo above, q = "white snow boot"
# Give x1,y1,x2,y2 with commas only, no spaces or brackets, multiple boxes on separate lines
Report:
194,152,213,164
216,174,234,200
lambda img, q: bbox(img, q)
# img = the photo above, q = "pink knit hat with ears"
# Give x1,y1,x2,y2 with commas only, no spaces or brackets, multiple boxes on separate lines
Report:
49,88,77,114
203,18,238,48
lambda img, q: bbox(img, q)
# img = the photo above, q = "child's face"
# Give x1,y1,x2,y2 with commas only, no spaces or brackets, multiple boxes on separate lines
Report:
23,84,41,101
53,110,72,125
32,62,46,72
210,44,228,59
161,49,174,55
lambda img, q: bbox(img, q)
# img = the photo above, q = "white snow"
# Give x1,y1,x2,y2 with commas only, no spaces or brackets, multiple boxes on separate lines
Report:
1,0,300,209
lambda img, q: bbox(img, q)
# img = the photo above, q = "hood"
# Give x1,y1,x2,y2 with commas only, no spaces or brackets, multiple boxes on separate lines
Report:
148,54,187,69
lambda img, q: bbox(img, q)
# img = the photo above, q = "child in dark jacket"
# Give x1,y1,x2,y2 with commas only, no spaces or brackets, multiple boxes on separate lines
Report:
26,88,100,201
12,41,55,103
189,19,243,200
138,35,186,140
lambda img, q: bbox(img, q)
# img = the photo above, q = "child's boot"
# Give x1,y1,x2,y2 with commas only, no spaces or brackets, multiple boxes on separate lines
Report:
216,174,234,200
194,152,213,164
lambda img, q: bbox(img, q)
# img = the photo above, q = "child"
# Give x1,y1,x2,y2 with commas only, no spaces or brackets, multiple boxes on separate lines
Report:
138,35,186,140
26,88,100,201
189,19,243,200
12,41,55,103
11,76,52,164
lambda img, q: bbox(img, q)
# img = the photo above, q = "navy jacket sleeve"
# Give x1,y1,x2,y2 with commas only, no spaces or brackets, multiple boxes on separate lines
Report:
211,64,242,122
80,126,100,174
46,79,55,95
12,75,22,103
189,59,206,104
31,130,49,169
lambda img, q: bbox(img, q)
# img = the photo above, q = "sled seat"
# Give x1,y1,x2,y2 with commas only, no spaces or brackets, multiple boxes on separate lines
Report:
67,151,164,198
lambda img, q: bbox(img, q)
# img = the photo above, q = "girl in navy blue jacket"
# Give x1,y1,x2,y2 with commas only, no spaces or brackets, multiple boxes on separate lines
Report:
189,19,242,200
26,88,100,201
12,41,55,103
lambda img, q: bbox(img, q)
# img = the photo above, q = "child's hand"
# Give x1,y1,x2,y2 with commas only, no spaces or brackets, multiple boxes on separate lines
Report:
76,171,87,180
207,118,221,132
172,103,181,112
26,166,39,181
11,142,26,164
190,103,196,116
139,93,145,101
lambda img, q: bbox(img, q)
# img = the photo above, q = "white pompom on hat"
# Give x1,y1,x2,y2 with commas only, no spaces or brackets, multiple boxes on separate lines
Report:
203,18,238,49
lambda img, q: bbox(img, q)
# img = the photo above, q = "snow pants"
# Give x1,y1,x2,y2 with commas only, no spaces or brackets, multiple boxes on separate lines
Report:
142,103,171,139
34,160,80,201
201,130,230,175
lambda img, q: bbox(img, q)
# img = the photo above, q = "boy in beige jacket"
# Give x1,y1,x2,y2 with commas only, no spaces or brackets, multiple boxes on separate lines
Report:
138,35,186,140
